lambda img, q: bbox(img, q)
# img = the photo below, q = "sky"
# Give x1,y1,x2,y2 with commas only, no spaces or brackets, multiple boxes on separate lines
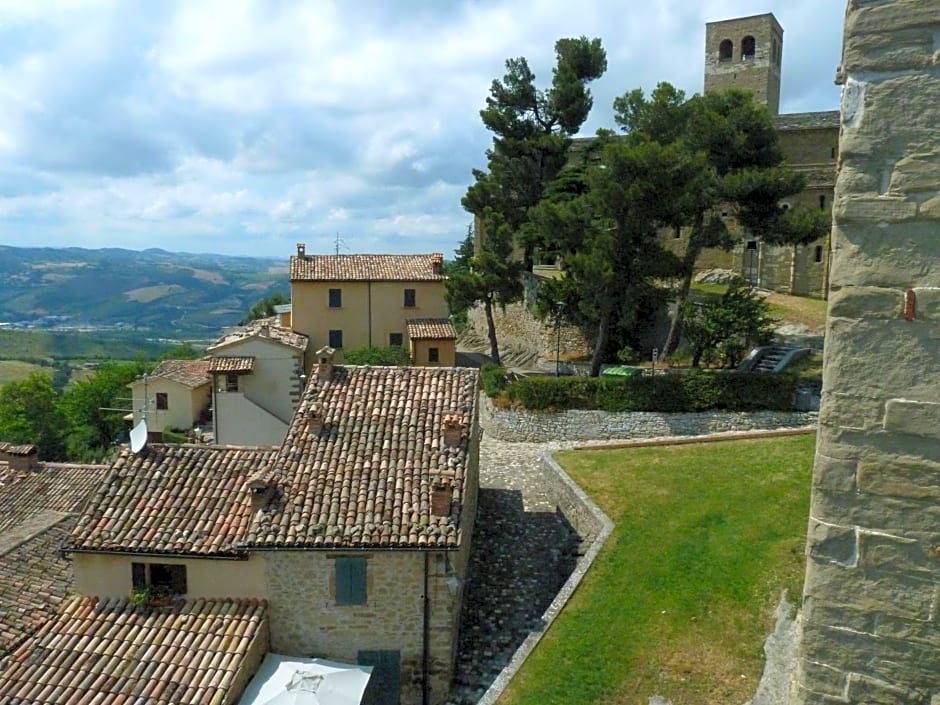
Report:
0,0,846,259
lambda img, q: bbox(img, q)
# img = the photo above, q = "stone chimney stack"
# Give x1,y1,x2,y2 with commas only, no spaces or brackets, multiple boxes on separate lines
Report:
247,472,276,512
316,346,335,381
442,414,464,447
307,403,324,436
431,479,452,517
259,320,270,336
297,242,306,258
431,253,444,276
6,445,38,472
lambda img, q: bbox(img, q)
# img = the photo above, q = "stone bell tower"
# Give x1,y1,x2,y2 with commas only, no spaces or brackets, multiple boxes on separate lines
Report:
704,13,783,115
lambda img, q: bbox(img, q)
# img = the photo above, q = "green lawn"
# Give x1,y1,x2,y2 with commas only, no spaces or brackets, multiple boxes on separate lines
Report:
0,360,46,387
500,433,814,705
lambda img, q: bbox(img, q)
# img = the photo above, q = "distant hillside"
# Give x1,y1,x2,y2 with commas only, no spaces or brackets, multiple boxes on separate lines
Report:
0,246,287,337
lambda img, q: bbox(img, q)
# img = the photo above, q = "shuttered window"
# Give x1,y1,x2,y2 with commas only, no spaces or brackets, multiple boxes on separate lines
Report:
336,557,367,605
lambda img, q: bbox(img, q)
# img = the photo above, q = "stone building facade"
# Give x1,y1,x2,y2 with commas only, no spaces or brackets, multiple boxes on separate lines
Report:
678,12,839,299
793,1,940,702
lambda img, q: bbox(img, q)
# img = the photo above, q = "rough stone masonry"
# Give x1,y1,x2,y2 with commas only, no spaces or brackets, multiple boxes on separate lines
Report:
792,2,940,703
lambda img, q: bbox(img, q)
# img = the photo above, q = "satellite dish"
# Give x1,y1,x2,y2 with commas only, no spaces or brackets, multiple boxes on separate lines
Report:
130,419,148,454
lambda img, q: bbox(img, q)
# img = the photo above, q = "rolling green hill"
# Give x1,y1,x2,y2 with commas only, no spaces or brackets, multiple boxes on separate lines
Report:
0,245,287,337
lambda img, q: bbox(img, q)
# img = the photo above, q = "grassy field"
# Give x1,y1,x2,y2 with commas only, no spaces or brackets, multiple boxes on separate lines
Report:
500,433,815,705
0,360,46,386
689,282,828,333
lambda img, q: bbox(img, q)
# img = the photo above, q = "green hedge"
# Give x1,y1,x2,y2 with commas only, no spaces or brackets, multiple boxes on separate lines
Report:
494,369,797,412
481,364,509,397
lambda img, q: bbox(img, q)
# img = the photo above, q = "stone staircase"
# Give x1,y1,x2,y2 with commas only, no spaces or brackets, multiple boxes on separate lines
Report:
738,344,810,373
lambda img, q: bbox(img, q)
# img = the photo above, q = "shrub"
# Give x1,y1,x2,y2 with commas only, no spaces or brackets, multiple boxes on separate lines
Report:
481,364,509,397
503,371,797,413
344,346,413,366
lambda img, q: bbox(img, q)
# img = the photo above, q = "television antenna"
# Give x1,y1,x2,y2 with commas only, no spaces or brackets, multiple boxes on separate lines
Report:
334,232,349,255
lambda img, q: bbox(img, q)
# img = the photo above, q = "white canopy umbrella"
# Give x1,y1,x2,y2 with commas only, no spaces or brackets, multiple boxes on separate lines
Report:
239,654,373,705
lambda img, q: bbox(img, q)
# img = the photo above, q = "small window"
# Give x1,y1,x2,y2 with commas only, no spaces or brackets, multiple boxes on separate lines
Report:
403,289,416,308
741,35,756,60
131,562,187,596
329,329,344,348
814,245,823,263
336,557,367,605
673,226,681,240
719,39,733,62
155,392,168,410
328,288,342,308
746,240,758,251
831,146,837,159
225,374,238,392
428,347,440,363
819,195,827,210
389,333,403,347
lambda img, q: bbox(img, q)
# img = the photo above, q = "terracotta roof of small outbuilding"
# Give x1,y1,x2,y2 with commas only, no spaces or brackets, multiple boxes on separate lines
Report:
0,596,268,704
144,359,213,389
208,356,256,374
289,253,446,282
207,320,308,353
243,365,479,550
406,318,457,341
64,445,278,557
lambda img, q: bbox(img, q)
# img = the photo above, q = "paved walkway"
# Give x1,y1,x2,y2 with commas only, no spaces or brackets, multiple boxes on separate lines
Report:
447,437,579,705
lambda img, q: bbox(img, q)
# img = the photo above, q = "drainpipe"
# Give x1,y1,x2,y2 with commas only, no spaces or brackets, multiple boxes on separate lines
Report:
211,375,219,443
423,552,430,705
368,281,373,348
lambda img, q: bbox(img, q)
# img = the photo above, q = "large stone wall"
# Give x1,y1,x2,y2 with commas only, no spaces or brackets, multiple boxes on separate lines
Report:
793,2,940,703
480,394,816,443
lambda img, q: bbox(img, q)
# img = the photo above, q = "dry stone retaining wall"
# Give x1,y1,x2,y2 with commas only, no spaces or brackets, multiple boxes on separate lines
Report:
480,395,817,443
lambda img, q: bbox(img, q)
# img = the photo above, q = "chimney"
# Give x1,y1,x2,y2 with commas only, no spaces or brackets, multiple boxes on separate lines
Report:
431,253,444,275
7,445,38,472
316,346,335,381
442,414,464,448
431,479,452,517
259,320,270,336
307,403,324,436
247,471,276,512
297,242,306,258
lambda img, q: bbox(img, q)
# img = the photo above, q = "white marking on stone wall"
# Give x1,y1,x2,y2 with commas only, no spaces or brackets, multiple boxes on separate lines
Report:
841,77,865,129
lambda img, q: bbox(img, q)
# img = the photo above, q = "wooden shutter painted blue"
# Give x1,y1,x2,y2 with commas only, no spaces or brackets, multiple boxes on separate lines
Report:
336,557,366,605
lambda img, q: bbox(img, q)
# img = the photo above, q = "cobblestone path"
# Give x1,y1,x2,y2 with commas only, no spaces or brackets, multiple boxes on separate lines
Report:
447,437,579,704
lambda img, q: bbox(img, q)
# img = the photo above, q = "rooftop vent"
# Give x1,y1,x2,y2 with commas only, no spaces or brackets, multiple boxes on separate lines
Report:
307,403,324,436
247,471,276,512
431,479,452,517
297,242,306,258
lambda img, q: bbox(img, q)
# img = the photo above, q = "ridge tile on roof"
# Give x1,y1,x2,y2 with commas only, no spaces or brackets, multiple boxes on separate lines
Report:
208,320,308,353
289,253,446,282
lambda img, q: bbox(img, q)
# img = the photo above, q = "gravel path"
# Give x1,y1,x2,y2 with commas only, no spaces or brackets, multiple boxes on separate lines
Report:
447,437,580,705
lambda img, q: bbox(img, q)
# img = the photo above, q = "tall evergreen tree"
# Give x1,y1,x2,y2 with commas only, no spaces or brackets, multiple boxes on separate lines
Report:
458,37,607,364
614,84,829,354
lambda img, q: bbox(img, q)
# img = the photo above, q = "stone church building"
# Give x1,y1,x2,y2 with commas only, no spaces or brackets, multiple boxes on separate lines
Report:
681,12,839,299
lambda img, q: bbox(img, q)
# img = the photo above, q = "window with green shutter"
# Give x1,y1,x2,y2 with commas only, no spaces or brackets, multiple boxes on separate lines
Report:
335,557,367,605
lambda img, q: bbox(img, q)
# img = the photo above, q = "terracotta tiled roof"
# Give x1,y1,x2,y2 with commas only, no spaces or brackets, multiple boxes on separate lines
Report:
0,463,108,535
0,442,36,456
0,462,109,662
146,359,212,389
407,318,457,341
243,365,479,550
65,445,278,557
775,110,840,131
207,320,308,353
0,518,75,661
0,596,268,704
208,356,256,374
289,253,446,282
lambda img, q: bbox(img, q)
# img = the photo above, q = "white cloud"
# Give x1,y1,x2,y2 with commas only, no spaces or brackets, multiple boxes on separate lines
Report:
0,0,846,257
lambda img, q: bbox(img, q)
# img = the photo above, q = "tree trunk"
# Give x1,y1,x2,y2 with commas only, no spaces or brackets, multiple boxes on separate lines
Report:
483,298,501,366
662,236,704,357
589,308,611,377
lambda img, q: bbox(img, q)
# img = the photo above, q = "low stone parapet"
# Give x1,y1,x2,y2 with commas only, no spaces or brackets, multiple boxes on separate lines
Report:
480,394,817,443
